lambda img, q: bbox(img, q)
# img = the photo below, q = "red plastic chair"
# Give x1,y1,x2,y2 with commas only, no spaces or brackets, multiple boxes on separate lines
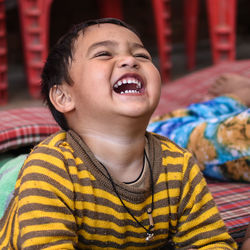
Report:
184,0,199,71
18,0,53,99
206,0,236,64
0,0,8,104
18,0,123,99
98,0,123,19
152,0,172,83
152,0,237,83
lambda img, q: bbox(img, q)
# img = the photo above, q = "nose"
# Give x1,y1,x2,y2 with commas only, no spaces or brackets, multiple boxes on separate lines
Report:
117,55,139,69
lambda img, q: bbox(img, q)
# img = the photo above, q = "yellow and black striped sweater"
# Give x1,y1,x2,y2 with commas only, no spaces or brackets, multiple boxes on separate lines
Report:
0,130,237,249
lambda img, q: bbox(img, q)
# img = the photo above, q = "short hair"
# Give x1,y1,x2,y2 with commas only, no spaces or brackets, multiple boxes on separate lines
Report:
41,18,141,130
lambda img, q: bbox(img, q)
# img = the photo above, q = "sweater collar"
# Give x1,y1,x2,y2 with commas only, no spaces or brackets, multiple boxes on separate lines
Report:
66,129,162,202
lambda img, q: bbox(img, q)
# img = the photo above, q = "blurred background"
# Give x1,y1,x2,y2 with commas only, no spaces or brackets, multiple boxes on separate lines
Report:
1,0,250,110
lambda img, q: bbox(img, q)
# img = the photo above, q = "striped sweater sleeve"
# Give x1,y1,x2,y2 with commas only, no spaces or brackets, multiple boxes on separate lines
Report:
172,152,237,249
14,135,77,249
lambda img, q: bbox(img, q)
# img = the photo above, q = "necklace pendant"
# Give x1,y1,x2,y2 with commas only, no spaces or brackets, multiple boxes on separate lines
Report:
146,232,154,241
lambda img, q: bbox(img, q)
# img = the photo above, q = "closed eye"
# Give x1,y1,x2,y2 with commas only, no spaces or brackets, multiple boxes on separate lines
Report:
134,53,151,60
93,51,112,58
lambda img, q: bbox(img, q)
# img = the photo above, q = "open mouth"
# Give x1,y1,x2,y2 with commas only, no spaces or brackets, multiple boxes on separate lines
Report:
113,76,144,94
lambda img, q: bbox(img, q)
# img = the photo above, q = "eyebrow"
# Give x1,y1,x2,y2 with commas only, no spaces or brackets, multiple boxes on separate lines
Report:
87,40,146,55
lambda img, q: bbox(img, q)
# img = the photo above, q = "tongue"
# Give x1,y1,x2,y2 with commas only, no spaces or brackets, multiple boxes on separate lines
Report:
114,83,138,94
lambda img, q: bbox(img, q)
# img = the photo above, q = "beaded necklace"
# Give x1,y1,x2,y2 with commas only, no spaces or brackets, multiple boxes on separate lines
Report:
99,150,155,241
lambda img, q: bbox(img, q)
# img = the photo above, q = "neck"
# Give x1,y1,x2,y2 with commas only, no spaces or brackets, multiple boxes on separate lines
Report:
71,117,149,182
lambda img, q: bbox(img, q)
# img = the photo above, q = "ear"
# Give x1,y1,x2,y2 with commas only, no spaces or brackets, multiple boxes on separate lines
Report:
49,84,75,113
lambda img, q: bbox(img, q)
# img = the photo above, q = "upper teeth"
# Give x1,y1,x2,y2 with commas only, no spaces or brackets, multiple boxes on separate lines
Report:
114,78,142,89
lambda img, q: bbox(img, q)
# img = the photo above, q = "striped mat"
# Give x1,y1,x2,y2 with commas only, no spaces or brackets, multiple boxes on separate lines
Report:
208,179,250,247
154,59,250,117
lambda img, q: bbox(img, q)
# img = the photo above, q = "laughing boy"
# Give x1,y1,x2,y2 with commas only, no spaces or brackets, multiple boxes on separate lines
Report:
0,18,237,249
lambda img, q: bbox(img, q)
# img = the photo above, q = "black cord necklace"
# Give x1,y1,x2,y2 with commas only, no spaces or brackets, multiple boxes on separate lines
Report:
99,149,155,241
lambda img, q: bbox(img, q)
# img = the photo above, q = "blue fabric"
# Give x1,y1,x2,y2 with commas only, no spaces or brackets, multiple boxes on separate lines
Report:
148,96,250,182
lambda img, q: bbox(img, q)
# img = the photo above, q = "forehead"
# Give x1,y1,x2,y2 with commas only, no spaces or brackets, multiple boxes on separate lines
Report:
74,23,143,51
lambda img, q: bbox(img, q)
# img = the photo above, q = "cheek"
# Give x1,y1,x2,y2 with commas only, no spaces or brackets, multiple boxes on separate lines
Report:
89,61,112,79
147,66,162,106
73,66,109,94
149,66,162,91
153,66,162,83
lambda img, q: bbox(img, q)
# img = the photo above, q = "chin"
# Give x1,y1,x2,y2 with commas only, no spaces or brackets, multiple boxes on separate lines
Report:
122,107,155,120
114,99,158,120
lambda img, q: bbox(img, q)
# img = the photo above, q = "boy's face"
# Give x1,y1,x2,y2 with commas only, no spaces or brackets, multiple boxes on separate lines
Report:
67,23,161,123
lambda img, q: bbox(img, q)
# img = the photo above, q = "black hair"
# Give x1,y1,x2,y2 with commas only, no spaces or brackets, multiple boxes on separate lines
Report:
41,18,140,130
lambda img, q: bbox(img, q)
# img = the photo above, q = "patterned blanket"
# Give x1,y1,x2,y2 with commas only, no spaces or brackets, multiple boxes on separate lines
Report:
148,95,250,183
208,179,250,246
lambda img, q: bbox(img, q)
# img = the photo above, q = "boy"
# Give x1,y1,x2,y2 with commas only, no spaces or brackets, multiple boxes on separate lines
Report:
0,18,237,249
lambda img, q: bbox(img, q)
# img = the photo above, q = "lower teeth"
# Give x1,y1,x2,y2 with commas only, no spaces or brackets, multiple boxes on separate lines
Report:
121,90,139,94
